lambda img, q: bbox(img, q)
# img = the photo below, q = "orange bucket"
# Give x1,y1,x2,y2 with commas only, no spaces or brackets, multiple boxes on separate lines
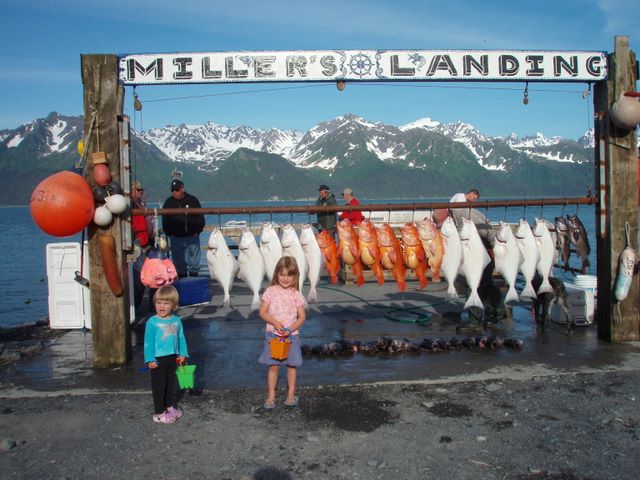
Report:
269,336,291,361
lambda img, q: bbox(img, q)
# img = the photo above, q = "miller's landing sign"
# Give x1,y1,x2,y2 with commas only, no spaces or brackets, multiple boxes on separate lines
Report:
119,50,608,85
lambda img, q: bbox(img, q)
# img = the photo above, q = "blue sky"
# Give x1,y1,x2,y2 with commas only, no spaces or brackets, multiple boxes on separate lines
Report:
1,0,638,139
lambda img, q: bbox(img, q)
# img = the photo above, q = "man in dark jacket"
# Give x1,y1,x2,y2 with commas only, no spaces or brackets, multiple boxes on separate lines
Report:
315,184,337,237
162,179,205,277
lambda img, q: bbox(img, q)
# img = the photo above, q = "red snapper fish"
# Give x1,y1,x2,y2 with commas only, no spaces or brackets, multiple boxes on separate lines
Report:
416,218,445,282
400,223,428,289
316,229,340,285
357,220,384,285
337,219,365,287
376,223,407,291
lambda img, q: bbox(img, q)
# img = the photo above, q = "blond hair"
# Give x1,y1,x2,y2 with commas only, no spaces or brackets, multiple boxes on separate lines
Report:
153,285,180,311
270,256,301,290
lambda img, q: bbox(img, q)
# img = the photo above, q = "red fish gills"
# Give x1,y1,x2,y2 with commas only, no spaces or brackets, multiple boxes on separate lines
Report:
316,230,340,284
400,223,429,289
337,219,365,287
376,223,408,291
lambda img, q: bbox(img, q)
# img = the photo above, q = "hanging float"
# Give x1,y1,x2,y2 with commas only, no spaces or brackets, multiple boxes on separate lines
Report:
30,171,95,237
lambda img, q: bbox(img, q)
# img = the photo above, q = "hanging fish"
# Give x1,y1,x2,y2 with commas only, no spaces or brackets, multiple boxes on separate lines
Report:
357,219,384,285
416,218,445,282
459,217,491,310
567,214,591,274
376,223,407,291
300,224,323,303
533,218,555,294
554,216,571,271
400,223,428,289
316,230,340,284
206,227,239,308
259,222,283,282
237,228,265,310
337,219,365,287
515,219,540,300
493,221,523,304
281,224,308,293
440,216,463,299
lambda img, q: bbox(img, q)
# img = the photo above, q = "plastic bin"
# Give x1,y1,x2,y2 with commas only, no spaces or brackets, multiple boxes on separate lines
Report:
174,277,210,306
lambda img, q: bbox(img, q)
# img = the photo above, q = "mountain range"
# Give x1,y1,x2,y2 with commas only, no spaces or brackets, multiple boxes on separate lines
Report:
0,112,595,205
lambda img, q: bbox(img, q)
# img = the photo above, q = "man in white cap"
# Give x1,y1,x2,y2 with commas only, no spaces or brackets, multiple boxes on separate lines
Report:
339,188,364,225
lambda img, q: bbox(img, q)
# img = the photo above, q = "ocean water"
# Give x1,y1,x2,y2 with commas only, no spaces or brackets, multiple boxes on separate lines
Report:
0,200,597,329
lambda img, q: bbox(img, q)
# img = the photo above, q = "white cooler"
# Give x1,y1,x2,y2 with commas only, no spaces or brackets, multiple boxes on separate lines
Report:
550,281,595,326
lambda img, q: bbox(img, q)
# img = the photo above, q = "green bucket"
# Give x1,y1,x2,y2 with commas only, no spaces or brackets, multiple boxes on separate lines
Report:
176,364,196,389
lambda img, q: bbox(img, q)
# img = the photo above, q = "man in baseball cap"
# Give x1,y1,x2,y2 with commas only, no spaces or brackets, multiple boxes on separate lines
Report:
315,184,337,236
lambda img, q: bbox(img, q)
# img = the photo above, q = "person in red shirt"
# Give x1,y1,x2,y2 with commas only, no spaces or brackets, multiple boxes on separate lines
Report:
339,188,364,225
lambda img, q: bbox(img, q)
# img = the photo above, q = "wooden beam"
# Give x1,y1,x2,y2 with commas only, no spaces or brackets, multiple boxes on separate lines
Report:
81,54,131,366
595,36,639,342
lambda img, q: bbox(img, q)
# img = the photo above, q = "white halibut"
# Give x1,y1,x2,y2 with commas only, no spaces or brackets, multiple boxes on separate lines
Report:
533,218,555,294
281,224,309,293
493,221,523,304
259,222,283,281
237,228,266,310
440,216,463,299
459,217,491,310
206,227,240,308
515,219,540,300
300,224,323,303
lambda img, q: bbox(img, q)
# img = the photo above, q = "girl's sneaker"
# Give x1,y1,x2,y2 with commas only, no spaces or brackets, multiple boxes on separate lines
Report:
152,412,176,424
166,406,183,420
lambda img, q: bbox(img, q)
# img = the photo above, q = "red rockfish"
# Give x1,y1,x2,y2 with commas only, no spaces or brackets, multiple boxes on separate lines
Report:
400,223,428,289
376,223,407,291
357,220,384,285
337,219,365,287
316,229,340,285
416,218,445,282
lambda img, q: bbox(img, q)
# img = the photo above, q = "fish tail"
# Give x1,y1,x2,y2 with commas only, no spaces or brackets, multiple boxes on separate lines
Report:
431,270,441,282
447,283,459,299
520,281,536,299
373,264,385,286
464,290,484,310
307,287,318,304
330,271,338,284
504,286,519,304
396,276,408,291
536,278,553,295
250,295,261,311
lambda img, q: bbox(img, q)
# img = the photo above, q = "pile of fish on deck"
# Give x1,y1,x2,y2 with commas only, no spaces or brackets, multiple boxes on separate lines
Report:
301,335,524,357
205,213,590,312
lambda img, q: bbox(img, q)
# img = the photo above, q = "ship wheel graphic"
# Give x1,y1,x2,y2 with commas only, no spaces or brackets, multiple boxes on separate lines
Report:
348,53,374,77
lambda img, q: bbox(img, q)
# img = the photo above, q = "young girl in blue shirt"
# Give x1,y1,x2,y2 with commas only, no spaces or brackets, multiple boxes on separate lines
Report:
144,285,189,424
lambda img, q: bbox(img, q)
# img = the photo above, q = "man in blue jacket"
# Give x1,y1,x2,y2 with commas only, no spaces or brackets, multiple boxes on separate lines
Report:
162,179,205,277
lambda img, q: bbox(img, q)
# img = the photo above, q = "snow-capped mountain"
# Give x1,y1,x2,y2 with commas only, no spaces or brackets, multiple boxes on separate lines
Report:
142,122,303,171
0,111,600,203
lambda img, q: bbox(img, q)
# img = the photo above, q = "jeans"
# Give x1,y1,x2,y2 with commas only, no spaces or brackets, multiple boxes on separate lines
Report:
169,234,201,277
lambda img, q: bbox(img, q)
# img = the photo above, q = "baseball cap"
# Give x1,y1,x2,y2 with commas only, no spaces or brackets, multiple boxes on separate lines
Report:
171,179,184,191
343,188,353,195
318,184,330,191
132,180,143,191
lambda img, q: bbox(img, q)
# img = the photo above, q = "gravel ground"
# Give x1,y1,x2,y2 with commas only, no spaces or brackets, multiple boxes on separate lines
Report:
1,368,639,479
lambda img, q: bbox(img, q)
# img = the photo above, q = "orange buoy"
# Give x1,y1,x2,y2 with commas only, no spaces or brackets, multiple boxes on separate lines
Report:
30,171,95,237
98,234,123,297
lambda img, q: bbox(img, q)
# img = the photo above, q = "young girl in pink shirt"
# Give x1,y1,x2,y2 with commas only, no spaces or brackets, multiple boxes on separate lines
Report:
258,256,306,409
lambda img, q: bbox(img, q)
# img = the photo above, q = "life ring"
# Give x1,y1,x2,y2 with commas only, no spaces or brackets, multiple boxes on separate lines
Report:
98,234,123,297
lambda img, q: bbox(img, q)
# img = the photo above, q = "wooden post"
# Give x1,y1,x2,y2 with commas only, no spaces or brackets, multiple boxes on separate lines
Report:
594,36,639,342
81,54,131,366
